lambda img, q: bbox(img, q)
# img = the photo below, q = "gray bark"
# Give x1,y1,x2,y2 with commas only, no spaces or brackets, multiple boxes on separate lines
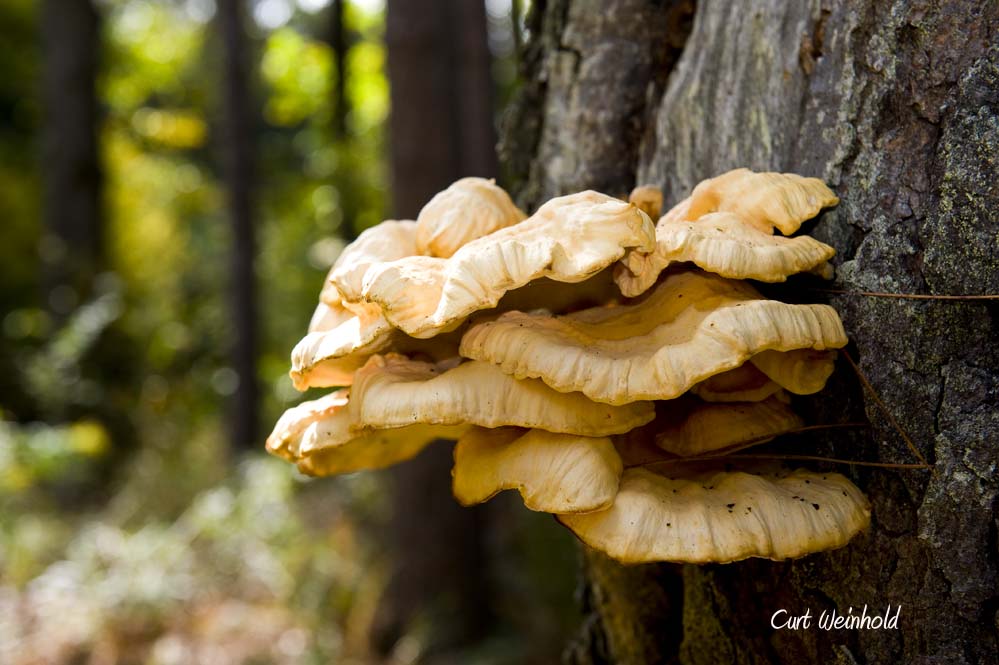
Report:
501,1,999,663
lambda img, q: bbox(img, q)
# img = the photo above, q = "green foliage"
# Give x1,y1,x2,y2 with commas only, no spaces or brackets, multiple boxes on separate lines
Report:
103,1,208,113
0,2,395,661
0,418,109,497
0,0,41,315
262,27,333,127
256,4,388,429
21,285,124,416
0,1,578,662
0,457,381,664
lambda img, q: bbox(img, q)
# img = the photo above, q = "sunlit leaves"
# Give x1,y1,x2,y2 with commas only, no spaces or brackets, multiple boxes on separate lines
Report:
262,27,333,126
345,41,387,134
104,1,205,112
4,0,392,495
130,108,207,148
0,418,110,496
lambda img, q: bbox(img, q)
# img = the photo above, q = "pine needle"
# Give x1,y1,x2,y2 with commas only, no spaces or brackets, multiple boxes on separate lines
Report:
840,349,932,471
810,288,999,301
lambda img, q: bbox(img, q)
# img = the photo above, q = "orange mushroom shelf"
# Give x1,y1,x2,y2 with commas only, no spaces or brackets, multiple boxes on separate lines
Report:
267,171,871,564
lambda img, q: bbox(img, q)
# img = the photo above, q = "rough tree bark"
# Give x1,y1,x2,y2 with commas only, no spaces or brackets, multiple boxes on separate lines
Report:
373,0,497,658
501,1,999,663
218,0,259,451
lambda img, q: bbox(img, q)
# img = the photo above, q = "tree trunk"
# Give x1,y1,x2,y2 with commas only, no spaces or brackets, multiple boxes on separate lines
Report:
385,0,496,213
218,0,259,451
502,1,999,664
39,0,103,311
328,0,348,140
372,0,497,658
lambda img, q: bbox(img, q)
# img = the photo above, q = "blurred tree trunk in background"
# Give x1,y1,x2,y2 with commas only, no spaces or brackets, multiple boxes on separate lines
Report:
372,0,496,658
325,0,361,242
36,0,141,493
39,0,102,311
502,1,999,664
218,0,259,451
328,0,348,140
386,0,497,211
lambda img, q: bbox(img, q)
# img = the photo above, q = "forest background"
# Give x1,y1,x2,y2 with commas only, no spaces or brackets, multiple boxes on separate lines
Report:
0,1,577,663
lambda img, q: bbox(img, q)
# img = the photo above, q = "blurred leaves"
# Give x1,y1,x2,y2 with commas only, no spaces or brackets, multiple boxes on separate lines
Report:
0,418,109,496
104,0,207,112
131,107,208,148
262,27,333,126
21,282,123,416
0,457,376,665
0,1,576,663
0,0,42,317
0,2,393,661
345,39,388,134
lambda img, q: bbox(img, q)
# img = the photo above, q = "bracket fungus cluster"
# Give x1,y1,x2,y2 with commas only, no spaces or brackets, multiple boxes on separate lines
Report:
269,171,871,564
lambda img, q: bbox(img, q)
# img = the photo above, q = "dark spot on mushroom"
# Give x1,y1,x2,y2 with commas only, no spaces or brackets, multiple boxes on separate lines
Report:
842,490,848,497
726,503,735,509
804,480,810,484
812,503,820,510
747,507,752,513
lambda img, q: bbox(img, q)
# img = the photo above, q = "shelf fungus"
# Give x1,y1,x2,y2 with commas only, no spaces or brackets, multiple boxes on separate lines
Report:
292,189,524,389
339,354,653,438
279,353,653,477
652,395,803,457
307,268,354,333
558,467,870,564
330,219,420,304
355,191,656,338
452,427,623,513
268,388,463,476
684,168,840,235
459,270,848,405
690,363,784,403
300,422,467,477
266,390,349,462
290,219,417,389
614,169,838,297
290,306,394,389
416,177,527,258
269,170,871,565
